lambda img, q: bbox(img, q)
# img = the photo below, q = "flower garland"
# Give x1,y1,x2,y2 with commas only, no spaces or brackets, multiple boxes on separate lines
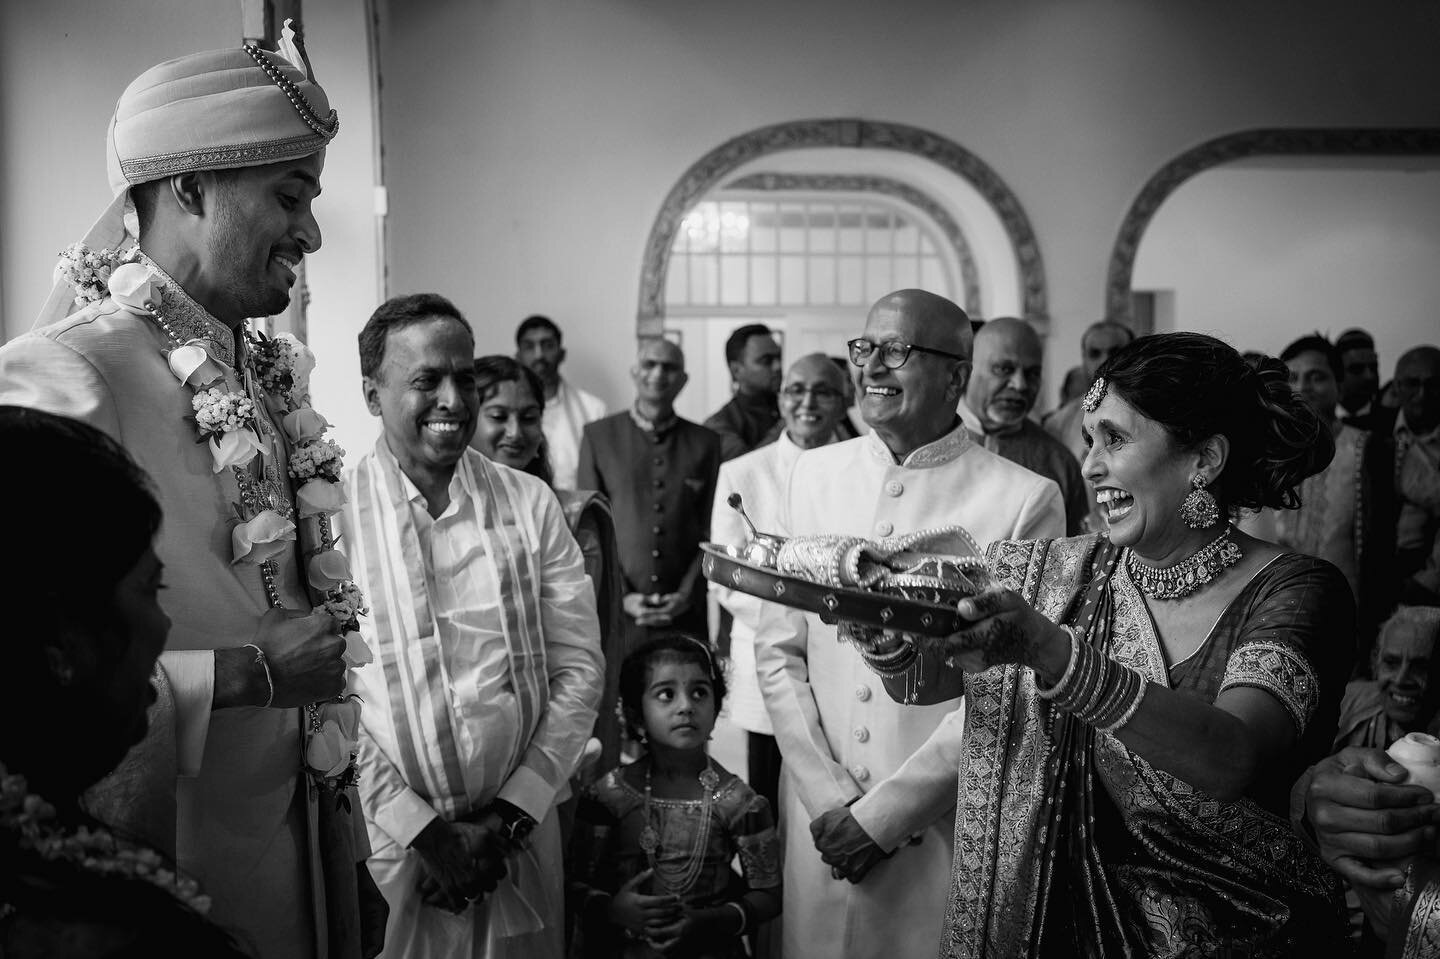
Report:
59,244,371,791
1,760,212,914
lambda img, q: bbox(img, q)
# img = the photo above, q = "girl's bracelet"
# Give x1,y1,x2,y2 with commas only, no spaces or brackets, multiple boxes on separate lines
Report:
727,900,749,936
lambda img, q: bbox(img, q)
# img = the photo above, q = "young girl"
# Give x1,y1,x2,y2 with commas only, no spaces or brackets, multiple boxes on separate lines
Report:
570,635,781,958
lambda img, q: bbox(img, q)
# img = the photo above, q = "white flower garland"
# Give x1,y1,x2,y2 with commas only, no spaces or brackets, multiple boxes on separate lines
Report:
60,245,372,789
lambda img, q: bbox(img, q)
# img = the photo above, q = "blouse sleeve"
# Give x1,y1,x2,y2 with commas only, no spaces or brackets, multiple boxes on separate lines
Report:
1217,555,1356,740
730,789,782,892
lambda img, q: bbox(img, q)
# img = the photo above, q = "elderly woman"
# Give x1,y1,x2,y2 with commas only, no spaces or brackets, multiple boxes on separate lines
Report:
856,334,1355,956
0,407,247,956
468,355,627,770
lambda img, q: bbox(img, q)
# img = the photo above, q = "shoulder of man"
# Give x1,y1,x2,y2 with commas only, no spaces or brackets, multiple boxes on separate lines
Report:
6,298,153,356
701,397,739,431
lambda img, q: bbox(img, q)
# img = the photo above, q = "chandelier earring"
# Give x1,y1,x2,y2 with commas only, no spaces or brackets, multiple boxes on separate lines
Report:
1178,474,1220,529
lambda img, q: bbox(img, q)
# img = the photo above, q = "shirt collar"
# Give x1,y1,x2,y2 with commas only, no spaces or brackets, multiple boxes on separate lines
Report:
958,398,1024,438
379,435,468,515
864,418,973,469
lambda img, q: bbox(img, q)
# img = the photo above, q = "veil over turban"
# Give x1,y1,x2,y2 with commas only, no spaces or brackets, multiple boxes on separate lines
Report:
37,43,339,328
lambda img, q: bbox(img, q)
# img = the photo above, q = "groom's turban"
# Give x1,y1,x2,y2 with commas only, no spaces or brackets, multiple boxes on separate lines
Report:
106,45,338,194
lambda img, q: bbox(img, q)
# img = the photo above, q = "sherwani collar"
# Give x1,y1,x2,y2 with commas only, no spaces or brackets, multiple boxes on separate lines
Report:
139,252,237,366
864,418,973,470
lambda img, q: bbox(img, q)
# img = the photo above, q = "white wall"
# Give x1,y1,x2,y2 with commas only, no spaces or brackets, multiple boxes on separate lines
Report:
375,0,1440,414
1133,166,1440,372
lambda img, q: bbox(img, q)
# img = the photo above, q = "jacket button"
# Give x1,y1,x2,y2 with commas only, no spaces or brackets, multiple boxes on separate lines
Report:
875,521,893,536
854,684,871,702
853,727,870,743
850,764,871,783
884,480,904,497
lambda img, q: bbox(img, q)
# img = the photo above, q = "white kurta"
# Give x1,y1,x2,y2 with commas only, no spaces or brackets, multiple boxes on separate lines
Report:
543,378,606,491
344,444,603,959
755,424,1065,959
710,431,810,735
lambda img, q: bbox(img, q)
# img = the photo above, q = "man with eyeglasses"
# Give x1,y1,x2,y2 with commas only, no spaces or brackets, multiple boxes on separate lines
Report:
710,354,851,815
754,289,1064,959
960,317,1089,534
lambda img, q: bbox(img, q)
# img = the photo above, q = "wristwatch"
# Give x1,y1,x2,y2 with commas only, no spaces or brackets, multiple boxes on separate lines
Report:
492,799,537,848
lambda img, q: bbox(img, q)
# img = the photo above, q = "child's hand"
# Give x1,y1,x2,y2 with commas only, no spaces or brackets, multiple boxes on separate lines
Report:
607,869,678,937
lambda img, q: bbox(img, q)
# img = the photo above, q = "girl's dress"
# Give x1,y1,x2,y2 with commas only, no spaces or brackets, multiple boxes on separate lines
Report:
574,761,780,959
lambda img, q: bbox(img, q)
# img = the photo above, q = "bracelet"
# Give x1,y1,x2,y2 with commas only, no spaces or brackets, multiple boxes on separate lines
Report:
727,900,749,936
243,643,275,708
860,642,918,676
1040,633,1146,733
1036,626,1080,699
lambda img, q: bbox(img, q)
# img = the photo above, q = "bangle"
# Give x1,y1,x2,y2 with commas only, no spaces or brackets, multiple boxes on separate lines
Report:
1036,626,1080,699
1039,633,1146,733
242,643,275,708
726,900,749,936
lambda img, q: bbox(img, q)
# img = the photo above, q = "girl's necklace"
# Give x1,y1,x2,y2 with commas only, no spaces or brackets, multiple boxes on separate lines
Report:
638,756,721,896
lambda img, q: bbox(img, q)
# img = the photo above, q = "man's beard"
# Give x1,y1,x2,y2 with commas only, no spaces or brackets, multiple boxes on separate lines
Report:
208,203,292,320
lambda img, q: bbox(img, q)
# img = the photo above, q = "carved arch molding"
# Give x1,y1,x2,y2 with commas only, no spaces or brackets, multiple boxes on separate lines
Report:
1106,127,1440,322
636,119,1046,337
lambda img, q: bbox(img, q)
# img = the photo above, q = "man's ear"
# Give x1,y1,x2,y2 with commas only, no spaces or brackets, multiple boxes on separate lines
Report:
675,370,690,396
362,375,383,416
168,171,208,217
948,360,973,402
727,360,743,383
557,346,567,367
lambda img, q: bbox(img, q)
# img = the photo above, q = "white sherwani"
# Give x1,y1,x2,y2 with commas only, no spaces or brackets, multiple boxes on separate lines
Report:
342,443,603,959
543,378,606,491
711,432,810,736
756,424,1065,959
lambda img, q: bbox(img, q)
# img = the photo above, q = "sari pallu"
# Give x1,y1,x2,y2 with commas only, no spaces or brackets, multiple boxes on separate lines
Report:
943,534,1350,958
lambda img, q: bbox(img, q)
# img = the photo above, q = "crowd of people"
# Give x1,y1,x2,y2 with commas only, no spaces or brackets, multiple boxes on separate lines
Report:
4,36,1440,959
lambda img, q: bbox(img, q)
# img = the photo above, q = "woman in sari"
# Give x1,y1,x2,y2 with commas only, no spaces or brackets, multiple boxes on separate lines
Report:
857,333,1356,956
469,355,629,772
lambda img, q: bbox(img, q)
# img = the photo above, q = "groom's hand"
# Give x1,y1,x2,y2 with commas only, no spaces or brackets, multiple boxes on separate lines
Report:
255,608,347,706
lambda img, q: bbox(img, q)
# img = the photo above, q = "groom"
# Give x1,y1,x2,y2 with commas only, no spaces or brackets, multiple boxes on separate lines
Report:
0,39,384,959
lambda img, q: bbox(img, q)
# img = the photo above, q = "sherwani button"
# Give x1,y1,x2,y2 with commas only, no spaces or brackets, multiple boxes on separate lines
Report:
875,521,893,536
853,727,870,743
884,480,904,496
854,684,871,702
850,764,871,782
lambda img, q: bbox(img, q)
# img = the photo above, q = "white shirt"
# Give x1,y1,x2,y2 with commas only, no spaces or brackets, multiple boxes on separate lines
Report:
544,378,607,490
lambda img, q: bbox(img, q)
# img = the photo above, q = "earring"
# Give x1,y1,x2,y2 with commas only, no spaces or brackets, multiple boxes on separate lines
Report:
1178,474,1220,529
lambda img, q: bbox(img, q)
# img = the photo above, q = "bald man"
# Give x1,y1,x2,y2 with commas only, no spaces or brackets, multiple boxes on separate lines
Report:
959,317,1089,534
1395,346,1440,604
755,290,1064,959
711,354,851,811
578,338,721,644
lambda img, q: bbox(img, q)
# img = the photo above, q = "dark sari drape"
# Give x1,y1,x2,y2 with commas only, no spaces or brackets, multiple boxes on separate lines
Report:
943,534,1353,958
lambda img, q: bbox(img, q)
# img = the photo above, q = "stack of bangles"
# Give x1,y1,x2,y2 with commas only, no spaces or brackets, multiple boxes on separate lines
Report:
856,637,917,676
1037,626,1147,734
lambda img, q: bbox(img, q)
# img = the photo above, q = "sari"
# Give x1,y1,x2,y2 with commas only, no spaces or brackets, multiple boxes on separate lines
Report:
944,533,1353,958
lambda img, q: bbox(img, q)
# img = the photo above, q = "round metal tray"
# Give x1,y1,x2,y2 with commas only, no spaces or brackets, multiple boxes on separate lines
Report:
702,543,970,638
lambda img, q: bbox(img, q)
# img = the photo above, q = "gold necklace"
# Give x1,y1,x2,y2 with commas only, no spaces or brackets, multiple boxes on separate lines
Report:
1126,527,1243,600
638,757,721,896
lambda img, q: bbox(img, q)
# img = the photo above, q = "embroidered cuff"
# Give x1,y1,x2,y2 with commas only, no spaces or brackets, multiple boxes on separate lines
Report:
1219,641,1319,736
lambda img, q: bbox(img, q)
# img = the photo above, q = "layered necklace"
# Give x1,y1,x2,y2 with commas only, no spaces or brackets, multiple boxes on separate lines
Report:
637,757,721,896
1126,526,1243,600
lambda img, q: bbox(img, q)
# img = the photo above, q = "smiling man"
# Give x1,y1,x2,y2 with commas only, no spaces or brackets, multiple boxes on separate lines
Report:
344,293,602,959
960,317,1089,534
753,289,1063,959
0,40,389,958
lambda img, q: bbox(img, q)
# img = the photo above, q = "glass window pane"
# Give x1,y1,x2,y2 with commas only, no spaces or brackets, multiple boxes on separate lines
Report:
779,204,806,252
838,255,865,304
918,234,937,256
750,203,777,253
921,257,949,296
894,220,919,255
893,257,919,291
866,208,892,254
809,208,836,253
809,257,836,305
665,256,688,305
779,255,806,303
865,258,891,304
720,202,750,253
751,257,777,305
838,205,864,253
682,202,719,254
720,255,748,306
690,256,719,305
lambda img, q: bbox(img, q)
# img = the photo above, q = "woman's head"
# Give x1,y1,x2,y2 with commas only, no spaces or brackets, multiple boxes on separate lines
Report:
618,635,727,752
1083,333,1333,551
1371,606,1440,731
468,355,552,484
0,407,168,798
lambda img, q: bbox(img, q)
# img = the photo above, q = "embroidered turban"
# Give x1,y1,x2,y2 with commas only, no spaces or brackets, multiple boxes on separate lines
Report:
36,39,338,329
105,46,338,193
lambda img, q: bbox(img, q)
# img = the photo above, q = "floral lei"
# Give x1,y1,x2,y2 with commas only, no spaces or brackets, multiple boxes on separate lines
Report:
1,760,211,915
58,243,369,791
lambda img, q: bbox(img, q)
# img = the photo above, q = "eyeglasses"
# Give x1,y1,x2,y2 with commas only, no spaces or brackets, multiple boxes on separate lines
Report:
780,384,844,402
847,338,967,370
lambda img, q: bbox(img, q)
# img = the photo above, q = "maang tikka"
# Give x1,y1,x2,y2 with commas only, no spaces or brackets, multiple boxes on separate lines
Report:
1179,474,1220,529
